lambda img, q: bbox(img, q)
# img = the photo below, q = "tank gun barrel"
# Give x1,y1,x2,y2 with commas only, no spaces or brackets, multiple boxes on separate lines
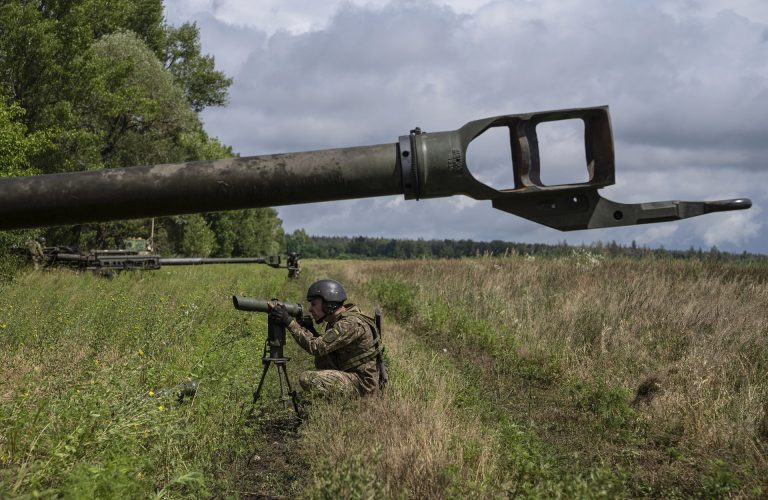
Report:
0,106,750,232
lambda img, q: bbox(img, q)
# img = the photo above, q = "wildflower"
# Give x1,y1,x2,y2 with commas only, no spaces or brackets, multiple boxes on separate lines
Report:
138,349,144,356
148,390,155,397
158,405,166,412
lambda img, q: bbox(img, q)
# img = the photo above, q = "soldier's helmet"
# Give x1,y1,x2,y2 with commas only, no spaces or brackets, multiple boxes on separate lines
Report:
306,279,347,305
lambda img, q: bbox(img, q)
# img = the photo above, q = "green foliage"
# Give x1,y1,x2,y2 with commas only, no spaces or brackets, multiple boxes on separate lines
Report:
163,22,233,112
307,454,385,499
206,208,285,258
43,218,153,251
0,98,51,177
0,0,169,172
569,381,637,433
0,264,296,497
2,257,767,497
163,214,217,257
367,278,417,321
287,232,768,262
0,1,287,256
86,30,196,167
0,0,194,132
285,228,312,255
699,459,741,497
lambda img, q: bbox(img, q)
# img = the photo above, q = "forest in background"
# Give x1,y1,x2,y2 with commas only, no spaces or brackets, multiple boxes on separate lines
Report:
0,0,284,258
285,229,768,262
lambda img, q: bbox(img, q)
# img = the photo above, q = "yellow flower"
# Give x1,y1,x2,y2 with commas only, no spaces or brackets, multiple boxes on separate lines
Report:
138,349,144,356
148,390,155,397
158,405,165,412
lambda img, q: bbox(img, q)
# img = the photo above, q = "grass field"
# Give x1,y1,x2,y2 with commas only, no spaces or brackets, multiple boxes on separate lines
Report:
1,255,767,498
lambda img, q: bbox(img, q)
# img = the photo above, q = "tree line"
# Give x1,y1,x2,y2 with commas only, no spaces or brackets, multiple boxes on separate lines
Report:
0,0,283,258
285,229,766,262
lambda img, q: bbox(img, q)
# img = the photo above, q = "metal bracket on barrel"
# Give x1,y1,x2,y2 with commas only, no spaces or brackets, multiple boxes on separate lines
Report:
399,128,422,200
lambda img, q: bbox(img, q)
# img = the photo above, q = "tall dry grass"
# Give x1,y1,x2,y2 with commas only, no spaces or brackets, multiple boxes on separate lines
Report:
297,255,768,496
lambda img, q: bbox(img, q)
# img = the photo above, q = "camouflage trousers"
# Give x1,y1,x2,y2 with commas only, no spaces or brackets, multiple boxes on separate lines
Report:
298,370,361,397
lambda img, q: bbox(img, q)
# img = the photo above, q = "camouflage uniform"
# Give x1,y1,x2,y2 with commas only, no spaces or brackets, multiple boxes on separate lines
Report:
288,305,379,397
287,254,300,279
26,239,45,270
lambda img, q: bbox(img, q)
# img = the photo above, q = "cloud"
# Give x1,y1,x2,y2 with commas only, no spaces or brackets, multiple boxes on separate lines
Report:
634,223,680,247
166,0,768,253
699,206,762,248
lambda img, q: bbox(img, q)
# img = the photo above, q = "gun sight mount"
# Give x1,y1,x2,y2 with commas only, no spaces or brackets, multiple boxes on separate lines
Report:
0,106,750,231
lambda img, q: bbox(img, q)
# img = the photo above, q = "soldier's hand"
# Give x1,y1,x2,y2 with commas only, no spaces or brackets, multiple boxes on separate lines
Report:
269,304,293,327
301,315,320,336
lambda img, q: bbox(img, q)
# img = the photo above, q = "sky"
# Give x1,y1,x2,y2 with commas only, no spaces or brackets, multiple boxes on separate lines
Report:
164,0,768,253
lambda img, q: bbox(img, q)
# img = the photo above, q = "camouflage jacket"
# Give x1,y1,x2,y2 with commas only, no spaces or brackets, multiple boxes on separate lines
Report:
288,304,379,394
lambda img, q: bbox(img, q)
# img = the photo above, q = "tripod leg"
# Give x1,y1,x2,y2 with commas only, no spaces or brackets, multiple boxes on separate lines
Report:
252,360,272,404
276,363,286,409
277,363,302,415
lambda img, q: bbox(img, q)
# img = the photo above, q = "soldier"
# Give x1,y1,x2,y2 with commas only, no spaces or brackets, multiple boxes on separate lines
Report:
286,252,300,279
26,237,46,270
269,279,383,397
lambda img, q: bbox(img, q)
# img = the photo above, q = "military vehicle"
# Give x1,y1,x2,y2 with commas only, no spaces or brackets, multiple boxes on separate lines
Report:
0,107,750,231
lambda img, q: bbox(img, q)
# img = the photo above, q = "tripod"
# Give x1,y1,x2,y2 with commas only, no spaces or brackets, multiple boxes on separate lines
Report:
251,318,301,414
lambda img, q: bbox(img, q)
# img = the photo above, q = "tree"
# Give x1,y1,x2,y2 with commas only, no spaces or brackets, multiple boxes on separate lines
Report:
285,229,308,253
0,98,51,177
0,1,285,255
163,214,216,257
87,31,200,167
205,209,285,257
162,22,232,112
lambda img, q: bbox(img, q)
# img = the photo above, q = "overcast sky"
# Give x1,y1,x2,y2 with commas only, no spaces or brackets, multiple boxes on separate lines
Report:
164,0,768,254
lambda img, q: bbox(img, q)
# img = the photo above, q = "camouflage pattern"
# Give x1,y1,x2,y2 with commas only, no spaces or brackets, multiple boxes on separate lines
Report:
288,304,379,396
287,253,300,279
298,370,363,397
26,239,45,270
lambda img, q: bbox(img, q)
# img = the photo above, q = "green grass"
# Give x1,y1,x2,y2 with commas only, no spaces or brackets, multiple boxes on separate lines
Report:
2,255,767,498
0,265,313,497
